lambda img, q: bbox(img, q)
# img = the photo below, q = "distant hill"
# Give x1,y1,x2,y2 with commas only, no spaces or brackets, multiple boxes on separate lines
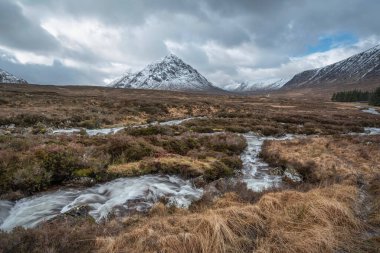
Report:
0,68,28,84
283,45,380,90
225,78,290,93
111,54,221,92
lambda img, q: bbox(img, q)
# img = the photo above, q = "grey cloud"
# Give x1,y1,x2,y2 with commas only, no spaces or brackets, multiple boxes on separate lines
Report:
0,0,59,52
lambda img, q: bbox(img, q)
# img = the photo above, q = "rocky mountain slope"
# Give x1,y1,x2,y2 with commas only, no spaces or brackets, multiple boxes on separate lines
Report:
0,68,28,84
283,45,380,89
111,54,220,92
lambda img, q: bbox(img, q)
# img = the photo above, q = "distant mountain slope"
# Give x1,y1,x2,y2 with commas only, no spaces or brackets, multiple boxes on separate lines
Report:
111,54,221,92
283,45,380,89
225,78,290,93
0,68,28,84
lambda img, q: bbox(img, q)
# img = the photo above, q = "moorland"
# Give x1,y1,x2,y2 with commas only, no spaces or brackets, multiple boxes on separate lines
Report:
0,83,380,253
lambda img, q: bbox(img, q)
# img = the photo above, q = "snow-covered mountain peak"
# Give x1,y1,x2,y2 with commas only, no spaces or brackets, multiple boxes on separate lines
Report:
111,55,220,92
162,53,182,62
0,68,28,84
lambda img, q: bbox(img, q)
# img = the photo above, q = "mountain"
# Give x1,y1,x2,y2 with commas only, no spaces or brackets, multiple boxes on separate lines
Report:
225,78,290,93
111,54,220,92
283,45,380,89
109,71,134,87
0,68,28,84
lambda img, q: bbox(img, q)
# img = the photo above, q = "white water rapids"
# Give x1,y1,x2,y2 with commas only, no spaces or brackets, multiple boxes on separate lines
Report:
0,175,202,231
1,118,379,232
362,107,380,115
240,134,295,191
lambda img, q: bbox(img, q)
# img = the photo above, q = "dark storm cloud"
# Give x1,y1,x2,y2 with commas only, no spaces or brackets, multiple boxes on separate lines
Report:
0,0,379,85
0,0,59,52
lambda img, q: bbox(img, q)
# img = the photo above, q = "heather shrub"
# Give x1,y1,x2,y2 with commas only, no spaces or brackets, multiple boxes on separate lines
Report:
36,146,84,184
161,136,199,155
225,126,250,133
106,136,155,163
191,126,214,133
220,155,243,170
78,119,101,129
126,125,170,136
204,134,247,155
204,161,234,181
11,163,52,193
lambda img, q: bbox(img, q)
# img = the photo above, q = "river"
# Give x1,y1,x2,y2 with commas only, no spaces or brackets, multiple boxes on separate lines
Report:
1,118,379,231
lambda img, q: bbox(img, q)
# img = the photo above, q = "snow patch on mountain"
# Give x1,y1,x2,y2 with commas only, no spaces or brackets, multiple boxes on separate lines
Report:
111,54,219,91
0,68,28,84
225,78,290,92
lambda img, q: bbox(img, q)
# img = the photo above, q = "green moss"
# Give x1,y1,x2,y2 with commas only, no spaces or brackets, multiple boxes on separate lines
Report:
73,168,94,177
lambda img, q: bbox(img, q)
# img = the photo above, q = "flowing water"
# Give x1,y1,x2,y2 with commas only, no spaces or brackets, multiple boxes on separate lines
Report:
241,134,296,191
0,175,202,231
361,127,380,135
52,117,199,136
362,107,380,115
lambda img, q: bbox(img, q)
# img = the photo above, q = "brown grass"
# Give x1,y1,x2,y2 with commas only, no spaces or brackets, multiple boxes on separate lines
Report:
260,135,380,252
261,135,380,184
368,176,380,226
108,155,216,177
95,184,360,253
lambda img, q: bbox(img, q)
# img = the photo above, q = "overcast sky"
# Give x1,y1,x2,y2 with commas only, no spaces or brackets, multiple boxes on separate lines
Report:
0,0,379,87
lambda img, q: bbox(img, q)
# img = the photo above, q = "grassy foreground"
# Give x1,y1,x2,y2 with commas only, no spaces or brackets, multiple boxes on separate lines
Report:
1,129,379,253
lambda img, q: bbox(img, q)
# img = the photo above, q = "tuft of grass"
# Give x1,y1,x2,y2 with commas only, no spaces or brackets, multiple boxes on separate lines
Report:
95,184,361,253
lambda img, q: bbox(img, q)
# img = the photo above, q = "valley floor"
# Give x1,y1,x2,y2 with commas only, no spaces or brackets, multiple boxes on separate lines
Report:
0,84,380,252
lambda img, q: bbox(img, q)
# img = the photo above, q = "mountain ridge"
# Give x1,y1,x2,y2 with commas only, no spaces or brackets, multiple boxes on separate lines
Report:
283,45,380,89
225,78,290,93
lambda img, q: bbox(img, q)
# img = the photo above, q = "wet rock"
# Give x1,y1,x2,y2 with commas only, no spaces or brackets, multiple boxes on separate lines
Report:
200,178,237,203
283,167,302,184
66,177,96,187
63,205,92,218
192,176,207,188
0,129,11,135
269,167,283,176
200,184,220,203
